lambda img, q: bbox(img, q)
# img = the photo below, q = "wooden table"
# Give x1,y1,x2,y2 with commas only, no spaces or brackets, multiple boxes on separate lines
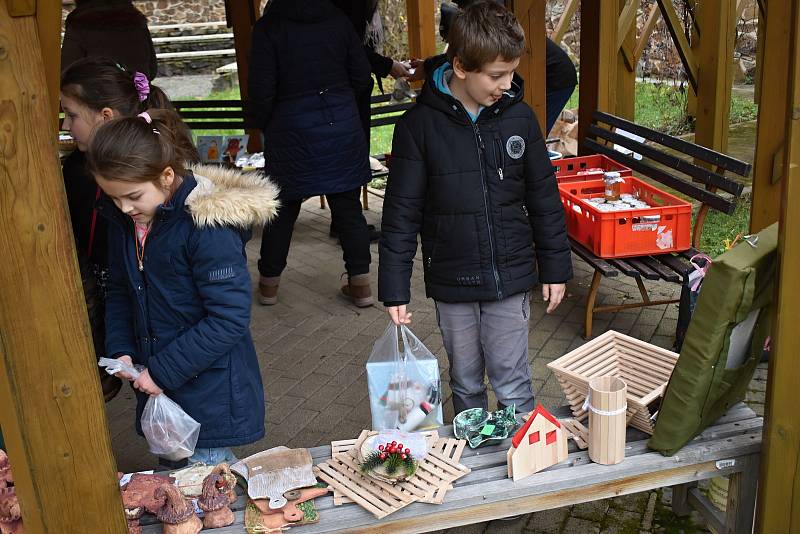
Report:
140,403,761,533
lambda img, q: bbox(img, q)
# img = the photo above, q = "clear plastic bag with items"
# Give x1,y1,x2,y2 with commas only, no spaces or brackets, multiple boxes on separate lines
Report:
99,357,200,461
367,324,443,431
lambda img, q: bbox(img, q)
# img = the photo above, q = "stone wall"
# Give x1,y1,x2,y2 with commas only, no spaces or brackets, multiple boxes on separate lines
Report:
61,0,227,28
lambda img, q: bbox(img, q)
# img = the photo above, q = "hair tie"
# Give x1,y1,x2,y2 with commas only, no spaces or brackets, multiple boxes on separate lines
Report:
133,71,150,102
137,112,161,135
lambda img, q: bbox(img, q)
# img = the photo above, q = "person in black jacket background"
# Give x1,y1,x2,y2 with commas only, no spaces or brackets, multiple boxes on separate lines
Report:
379,1,572,416
249,0,375,307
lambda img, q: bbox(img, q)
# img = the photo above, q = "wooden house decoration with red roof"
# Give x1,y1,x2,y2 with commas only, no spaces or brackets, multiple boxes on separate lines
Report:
507,404,568,481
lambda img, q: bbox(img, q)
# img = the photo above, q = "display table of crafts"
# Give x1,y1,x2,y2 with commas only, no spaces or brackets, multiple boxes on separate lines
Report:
137,403,761,534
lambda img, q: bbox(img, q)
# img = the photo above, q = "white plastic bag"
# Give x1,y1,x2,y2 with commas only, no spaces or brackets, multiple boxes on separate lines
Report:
99,358,200,461
367,324,443,431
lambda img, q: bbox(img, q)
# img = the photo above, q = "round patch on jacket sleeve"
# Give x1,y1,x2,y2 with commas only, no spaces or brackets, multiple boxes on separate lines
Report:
506,135,526,159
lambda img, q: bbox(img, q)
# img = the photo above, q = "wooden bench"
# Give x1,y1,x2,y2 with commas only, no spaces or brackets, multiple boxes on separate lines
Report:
172,94,415,211
138,402,761,533
575,111,751,338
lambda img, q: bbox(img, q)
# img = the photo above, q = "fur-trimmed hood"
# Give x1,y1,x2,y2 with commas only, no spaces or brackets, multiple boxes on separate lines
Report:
186,164,280,228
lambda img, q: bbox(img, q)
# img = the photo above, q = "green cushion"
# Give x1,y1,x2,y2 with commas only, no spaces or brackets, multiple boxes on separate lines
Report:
649,223,777,456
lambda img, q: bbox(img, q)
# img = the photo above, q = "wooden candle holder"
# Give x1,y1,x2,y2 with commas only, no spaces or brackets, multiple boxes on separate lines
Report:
587,376,627,465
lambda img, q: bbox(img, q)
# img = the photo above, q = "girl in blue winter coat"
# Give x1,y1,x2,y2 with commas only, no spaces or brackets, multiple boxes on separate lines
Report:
88,109,279,464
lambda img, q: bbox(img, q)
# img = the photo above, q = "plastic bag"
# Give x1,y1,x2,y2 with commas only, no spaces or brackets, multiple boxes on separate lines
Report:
367,324,443,431
99,358,200,461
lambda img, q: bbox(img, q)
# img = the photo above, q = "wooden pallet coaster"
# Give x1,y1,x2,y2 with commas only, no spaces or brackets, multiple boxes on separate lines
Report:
559,418,589,450
331,430,439,505
418,437,467,504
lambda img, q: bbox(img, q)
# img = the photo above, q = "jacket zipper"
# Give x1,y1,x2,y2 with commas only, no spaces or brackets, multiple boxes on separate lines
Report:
473,122,503,300
495,138,505,181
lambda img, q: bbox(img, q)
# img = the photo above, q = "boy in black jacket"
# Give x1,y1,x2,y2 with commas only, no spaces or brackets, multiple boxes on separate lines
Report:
378,1,572,416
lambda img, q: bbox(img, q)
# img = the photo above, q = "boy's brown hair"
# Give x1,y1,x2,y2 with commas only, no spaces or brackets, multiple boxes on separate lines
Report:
446,1,525,72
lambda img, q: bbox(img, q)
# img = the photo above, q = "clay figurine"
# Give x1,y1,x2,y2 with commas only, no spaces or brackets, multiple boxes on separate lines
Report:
197,474,234,529
211,463,238,504
0,486,23,534
122,503,143,534
120,473,176,515
0,451,11,487
153,483,202,534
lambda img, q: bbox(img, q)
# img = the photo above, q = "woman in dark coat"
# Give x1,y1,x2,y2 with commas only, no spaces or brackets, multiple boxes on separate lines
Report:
249,0,375,307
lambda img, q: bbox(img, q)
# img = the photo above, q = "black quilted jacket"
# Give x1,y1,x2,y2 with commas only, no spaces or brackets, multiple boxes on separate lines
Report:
378,59,572,305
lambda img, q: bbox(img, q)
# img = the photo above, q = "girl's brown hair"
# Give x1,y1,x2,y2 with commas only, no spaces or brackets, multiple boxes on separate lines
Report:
87,108,200,185
446,1,525,72
61,56,172,116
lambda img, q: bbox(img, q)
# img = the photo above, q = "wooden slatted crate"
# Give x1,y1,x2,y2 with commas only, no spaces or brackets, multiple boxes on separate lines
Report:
546,330,679,434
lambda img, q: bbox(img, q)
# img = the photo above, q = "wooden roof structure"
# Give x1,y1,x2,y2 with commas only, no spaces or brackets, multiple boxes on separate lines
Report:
0,0,797,531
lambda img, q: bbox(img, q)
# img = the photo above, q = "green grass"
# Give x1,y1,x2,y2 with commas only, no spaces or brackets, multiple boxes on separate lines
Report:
695,193,752,258
188,86,245,139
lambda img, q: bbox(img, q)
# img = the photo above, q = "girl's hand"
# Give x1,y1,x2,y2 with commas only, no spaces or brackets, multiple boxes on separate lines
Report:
386,305,412,325
115,355,136,380
133,369,163,397
542,283,566,314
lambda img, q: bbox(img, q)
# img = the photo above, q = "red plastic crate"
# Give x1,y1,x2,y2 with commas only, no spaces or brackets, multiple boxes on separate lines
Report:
553,155,633,183
559,177,692,258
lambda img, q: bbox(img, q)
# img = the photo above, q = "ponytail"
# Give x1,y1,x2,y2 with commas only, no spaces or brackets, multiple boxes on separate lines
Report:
61,56,173,117
87,108,199,186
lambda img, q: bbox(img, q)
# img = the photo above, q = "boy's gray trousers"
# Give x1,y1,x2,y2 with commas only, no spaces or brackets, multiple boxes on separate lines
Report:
435,291,535,416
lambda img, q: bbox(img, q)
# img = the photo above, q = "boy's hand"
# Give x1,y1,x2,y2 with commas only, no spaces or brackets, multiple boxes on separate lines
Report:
386,305,412,325
133,369,163,397
542,284,566,314
115,355,136,380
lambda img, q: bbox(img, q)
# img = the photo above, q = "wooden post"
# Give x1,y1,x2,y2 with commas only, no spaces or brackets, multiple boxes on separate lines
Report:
0,2,127,532
227,0,262,153
406,0,437,61
616,0,639,121
750,0,789,232
693,0,736,154
756,2,800,531
551,0,579,45
35,0,61,123
578,0,619,154
514,0,547,134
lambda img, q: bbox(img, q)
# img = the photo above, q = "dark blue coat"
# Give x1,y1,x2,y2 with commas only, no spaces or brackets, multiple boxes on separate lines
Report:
99,166,280,449
248,0,372,201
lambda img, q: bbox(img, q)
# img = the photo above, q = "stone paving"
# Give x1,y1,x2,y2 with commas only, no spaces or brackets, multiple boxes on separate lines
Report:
105,193,766,533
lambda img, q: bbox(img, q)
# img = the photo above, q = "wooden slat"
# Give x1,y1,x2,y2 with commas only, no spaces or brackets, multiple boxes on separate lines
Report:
607,257,641,278
587,124,744,195
371,116,404,128
625,258,661,280
592,112,752,176
172,99,242,109
634,2,661,61
182,120,246,130
639,256,682,282
178,110,245,119
584,138,737,213
551,0,579,44
371,102,415,115
569,238,620,276
617,0,641,49
652,253,693,278
655,0,699,91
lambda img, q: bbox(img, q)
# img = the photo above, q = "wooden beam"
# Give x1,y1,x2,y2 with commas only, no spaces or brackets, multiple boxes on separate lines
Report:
751,0,788,232
757,4,800,531
0,3,127,533
754,0,765,104
227,0,262,152
617,0,640,49
406,0,437,61
693,0,736,155
617,0,638,120
656,0,699,92
551,0,579,45
514,0,547,134
634,3,661,62
578,0,618,153
34,0,61,124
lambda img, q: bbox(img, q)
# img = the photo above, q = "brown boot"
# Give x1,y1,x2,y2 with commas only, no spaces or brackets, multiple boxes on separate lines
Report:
341,273,374,307
258,276,280,305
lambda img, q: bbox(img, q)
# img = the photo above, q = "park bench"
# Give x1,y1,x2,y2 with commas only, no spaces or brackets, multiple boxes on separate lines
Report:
172,93,415,210
573,111,751,338
137,402,761,533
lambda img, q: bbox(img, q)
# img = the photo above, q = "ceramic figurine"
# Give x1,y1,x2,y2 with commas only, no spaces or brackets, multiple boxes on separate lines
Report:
211,463,238,504
0,486,23,534
153,483,202,534
0,452,11,487
122,504,143,534
197,474,234,529
121,473,176,514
